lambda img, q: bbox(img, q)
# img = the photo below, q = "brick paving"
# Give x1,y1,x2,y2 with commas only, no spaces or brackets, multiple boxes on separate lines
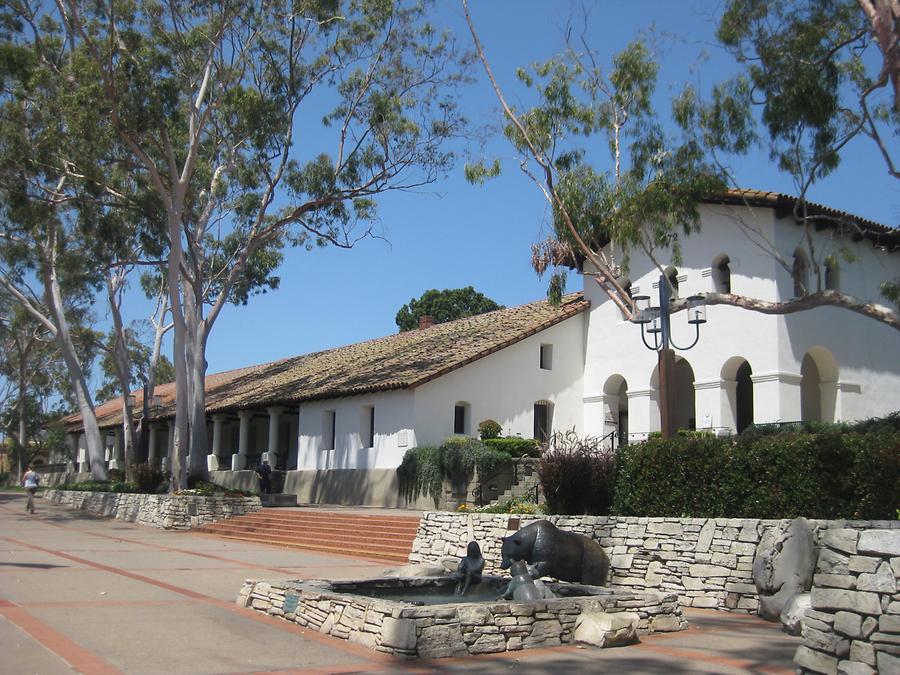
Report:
0,490,800,674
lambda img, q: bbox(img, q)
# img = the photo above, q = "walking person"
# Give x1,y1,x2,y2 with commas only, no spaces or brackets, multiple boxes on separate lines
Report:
22,465,39,514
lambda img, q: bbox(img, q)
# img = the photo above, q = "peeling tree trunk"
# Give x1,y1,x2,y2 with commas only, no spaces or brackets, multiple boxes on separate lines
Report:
188,322,209,480
42,248,106,480
107,274,139,480
701,290,900,332
167,212,190,492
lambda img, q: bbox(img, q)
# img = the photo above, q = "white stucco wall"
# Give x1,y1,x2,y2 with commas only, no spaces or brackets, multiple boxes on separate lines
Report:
583,202,900,439
411,315,586,447
295,389,416,471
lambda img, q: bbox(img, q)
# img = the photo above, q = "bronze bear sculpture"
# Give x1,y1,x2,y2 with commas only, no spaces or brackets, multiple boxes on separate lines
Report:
500,520,610,586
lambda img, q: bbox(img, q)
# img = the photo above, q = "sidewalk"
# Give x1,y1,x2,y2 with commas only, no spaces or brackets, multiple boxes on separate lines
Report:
0,491,800,674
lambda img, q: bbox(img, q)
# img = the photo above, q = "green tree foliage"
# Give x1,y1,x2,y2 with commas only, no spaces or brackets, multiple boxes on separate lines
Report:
465,1,900,330
684,0,900,324
395,286,502,331
95,326,175,404
3,0,470,489
463,2,725,312
0,297,75,475
717,0,898,182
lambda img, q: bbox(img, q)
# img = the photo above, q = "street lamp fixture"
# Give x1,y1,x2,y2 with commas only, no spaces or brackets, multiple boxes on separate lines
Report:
631,274,708,438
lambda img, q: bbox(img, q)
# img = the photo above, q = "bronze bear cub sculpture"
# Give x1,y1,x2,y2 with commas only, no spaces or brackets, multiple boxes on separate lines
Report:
500,520,610,586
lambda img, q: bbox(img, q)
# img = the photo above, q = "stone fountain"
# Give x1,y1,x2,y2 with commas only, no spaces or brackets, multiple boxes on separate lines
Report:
237,519,687,658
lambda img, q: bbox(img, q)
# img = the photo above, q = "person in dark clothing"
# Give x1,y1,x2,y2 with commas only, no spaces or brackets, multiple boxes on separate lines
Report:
256,459,272,495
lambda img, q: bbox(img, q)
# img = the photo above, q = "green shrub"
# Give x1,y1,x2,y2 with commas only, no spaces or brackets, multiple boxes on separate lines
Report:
397,446,443,505
131,463,165,494
478,419,502,440
396,440,513,506
67,480,140,494
613,434,745,517
484,437,540,458
538,431,616,515
476,447,512,477
613,423,900,519
106,468,126,482
440,437,482,479
439,437,512,479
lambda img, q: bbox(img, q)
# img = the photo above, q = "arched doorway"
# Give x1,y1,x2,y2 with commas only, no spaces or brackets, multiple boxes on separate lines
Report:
533,400,554,443
603,375,628,447
721,356,755,434
801,347,839,422
651,356,696,432
736,361,753,433
674,358,696,430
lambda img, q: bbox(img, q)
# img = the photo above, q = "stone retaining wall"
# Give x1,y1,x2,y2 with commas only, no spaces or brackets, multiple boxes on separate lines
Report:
409,513,900,615
794,528,900,675
237,577,686,659
44,489,260,530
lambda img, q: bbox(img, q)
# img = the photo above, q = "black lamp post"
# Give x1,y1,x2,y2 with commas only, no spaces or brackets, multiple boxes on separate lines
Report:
632,273,707,438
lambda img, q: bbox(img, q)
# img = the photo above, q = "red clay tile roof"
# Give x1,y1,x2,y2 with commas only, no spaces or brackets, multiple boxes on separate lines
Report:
65,293,589,431
705,189,899,250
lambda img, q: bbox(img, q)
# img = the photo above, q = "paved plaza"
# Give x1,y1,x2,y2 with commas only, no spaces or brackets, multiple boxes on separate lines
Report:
0,491,800,674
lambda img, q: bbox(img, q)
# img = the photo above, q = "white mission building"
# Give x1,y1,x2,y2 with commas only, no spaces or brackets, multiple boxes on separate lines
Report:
66,190,900,506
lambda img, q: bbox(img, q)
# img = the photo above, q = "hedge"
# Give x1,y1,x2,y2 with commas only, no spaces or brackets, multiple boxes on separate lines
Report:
612,424,900,519
483,437,540,458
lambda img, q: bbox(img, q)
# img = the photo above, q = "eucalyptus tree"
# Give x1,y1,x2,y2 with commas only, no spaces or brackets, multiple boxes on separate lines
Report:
0,296,71,478
0,1,168,479
462,0,900,333
699,0,900,327
40,0,469,489
462,1,724,318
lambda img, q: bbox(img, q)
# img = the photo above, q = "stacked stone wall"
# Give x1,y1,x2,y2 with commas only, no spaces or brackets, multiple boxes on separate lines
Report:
44,489,260,529
237,577,686,658
794,528,900,675
409,513,900,616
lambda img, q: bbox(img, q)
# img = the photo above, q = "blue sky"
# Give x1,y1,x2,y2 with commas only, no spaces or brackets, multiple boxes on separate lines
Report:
119,1,898,379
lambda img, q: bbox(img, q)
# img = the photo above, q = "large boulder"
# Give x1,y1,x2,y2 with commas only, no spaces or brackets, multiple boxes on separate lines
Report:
779,592,811,635
574,611,640,648
753,518,817,621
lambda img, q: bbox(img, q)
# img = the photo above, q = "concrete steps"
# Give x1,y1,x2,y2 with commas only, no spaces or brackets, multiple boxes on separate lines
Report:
488,460,542,506
196,510,421,563
492,473,541,505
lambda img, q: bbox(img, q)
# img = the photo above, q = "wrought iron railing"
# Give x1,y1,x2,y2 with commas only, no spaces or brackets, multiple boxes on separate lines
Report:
471,455,531,507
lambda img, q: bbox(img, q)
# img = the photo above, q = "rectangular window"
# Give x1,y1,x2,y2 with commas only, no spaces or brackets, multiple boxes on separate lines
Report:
540,344,553,370
454,404,466,435
323,410,336,450
362,406,375,448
